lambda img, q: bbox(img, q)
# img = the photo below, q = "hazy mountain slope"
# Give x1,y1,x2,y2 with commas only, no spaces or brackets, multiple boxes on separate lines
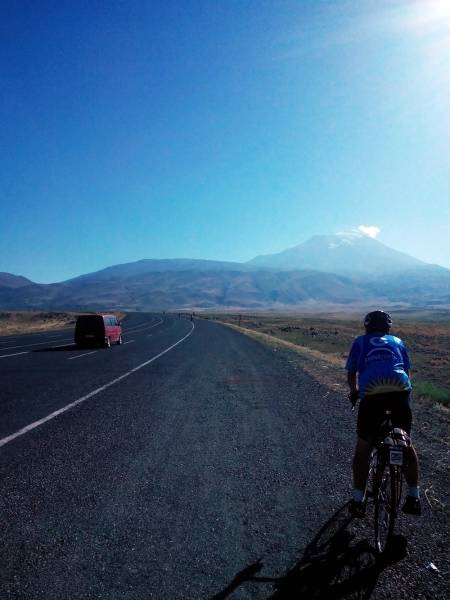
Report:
0,270,372,310
2,235,449,310
0,273,35,288
367,265,450,305
78,270,370,309
0,283,71,309
248,233,425,274
68,258,248,283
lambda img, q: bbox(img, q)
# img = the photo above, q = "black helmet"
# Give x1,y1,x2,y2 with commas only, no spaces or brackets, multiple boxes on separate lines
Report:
364,310,392,333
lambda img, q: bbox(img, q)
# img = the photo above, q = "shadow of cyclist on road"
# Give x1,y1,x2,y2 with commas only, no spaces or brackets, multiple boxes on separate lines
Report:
211,503,407,600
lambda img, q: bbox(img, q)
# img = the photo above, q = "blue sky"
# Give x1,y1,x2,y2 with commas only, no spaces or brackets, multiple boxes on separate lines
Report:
1,0,449,283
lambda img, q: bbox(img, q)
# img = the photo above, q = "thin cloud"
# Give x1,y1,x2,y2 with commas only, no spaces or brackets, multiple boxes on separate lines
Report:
358,225,381,239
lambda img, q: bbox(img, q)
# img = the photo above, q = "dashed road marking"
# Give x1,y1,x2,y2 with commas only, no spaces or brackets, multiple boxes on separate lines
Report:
0,322,195,448
67,351,98,360
0,351,30,359
0,338,73,351
50,343,75,349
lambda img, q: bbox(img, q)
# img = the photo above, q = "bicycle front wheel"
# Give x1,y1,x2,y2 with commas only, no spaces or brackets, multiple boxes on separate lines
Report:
374,460,397,554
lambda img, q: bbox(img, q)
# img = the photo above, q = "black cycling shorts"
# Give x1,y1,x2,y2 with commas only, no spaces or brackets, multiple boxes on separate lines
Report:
357,391,412,441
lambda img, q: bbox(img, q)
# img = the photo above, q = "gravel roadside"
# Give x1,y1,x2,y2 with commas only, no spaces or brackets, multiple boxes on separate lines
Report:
216,321,450,599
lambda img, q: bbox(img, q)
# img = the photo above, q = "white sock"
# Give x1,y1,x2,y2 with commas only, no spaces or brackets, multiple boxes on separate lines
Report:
407,486,420,499
353,489,365,502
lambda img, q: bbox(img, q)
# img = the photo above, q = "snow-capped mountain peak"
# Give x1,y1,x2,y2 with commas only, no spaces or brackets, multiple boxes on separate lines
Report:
247,233,425,275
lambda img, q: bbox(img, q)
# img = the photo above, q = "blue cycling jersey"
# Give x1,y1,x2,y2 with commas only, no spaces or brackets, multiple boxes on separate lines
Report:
345,334,412,398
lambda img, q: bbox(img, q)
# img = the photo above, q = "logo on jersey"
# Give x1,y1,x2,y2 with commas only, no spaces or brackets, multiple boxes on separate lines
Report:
369,336,389,347
365,336,398,364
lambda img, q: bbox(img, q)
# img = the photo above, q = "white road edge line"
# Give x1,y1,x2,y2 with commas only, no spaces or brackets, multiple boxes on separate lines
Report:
51,343,74,349
67,351,98,360
0,351,30,359
0,343,72,358
0,322,195,449
123,340,135,345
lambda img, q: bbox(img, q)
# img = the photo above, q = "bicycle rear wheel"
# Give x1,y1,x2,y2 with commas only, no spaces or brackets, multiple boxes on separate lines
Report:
374,459,397,554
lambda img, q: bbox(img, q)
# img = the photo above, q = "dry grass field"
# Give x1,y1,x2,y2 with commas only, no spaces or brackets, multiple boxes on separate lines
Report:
0,312,78,336
203,312,450,406
0,311,126,336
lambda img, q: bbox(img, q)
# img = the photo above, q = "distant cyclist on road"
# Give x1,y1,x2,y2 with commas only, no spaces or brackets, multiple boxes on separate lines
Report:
346,310,421,517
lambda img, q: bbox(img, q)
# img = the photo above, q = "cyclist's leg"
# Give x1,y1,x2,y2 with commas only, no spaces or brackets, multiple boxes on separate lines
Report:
389,391,421,514
405,444,419,487
352,396,382,496
351,435,372,516
389,391,419,487
403,445,421,513
353,436,372,491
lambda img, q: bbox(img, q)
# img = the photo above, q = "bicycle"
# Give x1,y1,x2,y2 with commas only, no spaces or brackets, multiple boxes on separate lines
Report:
365,409,410,554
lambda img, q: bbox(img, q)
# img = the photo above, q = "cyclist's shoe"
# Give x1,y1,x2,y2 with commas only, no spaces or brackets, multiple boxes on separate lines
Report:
349,499,366,518
402,496,421,516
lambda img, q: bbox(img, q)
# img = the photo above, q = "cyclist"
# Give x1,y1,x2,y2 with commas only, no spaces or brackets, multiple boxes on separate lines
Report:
346,310,421,517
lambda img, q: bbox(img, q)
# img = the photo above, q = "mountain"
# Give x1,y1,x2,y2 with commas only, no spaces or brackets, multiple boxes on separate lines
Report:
0,273,35,288
247,233,426,275
0,270,373,311
1,235,449,310
68,258,249,283
366,264,450,305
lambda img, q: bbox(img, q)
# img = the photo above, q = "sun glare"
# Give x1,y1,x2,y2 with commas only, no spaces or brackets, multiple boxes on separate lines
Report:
425,0,450,26
406,0,450,32
396,0,450,120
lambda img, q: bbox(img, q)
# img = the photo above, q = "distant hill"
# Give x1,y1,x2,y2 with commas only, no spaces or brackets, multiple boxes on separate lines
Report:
0,270,373,310
1,235,449,310
366,265,450,305
68,258,249,283
0,273,35,288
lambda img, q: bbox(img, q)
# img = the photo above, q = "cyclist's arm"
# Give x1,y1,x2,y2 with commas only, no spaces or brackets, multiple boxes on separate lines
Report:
400,341,411,380
345,338,360,397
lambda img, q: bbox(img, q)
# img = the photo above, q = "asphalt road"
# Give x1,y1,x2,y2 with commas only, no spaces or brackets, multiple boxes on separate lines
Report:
0,314,448,599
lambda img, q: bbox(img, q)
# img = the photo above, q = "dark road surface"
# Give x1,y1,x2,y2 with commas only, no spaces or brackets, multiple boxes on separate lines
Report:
0,314,447,599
